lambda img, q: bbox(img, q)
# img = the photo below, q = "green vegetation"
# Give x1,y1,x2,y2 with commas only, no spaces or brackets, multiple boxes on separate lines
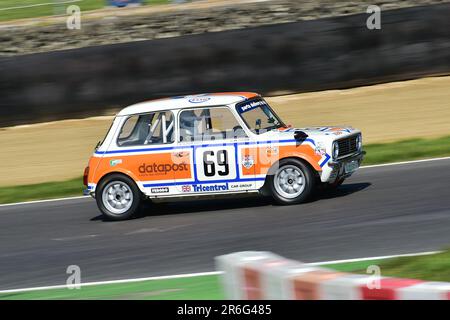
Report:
0,0,103,21
324,250,450,282
0,274,224,300
0,135,449,204
1,250,447,300
0,177,83,204
0,0,169,22
363,135,450,165
349,249,450,282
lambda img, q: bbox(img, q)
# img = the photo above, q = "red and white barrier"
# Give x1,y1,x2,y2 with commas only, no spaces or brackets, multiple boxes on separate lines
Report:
216,251,284,299
215,251,450,300
397,281,450,300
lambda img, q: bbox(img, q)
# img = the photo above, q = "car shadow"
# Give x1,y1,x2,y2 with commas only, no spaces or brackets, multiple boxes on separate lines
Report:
312,182,372,201
91,182,371,221
90,195,273,222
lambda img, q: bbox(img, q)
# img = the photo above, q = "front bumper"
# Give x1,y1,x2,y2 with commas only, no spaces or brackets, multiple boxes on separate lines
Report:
327,150,366,181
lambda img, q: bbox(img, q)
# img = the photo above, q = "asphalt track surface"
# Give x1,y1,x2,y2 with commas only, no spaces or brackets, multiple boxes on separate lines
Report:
1,159,450,290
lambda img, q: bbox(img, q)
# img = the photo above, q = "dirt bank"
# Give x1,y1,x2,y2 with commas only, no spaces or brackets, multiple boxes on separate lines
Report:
1,76,449,186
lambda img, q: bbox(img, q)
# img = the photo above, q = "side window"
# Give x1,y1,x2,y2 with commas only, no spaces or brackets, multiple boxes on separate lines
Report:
118,116,139,141
117,111,174,146
179,107,247,142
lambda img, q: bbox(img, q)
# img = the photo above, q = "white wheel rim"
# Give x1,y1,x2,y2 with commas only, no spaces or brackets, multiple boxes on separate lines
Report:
102,181,134,215
274,165,306,199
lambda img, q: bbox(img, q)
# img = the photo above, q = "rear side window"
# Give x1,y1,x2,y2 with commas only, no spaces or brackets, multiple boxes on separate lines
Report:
117,111,174,147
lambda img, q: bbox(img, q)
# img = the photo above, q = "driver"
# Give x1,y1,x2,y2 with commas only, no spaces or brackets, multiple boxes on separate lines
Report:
179,110,202,142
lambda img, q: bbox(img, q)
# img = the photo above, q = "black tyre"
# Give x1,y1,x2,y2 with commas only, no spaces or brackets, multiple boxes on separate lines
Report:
95,174,142,221
267,158,316,205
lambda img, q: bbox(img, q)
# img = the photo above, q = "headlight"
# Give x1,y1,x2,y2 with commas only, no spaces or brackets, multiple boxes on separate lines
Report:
332,141,339,159
356,134,362,151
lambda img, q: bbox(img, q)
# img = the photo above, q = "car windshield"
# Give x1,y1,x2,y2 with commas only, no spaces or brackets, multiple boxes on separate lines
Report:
236,98,285,134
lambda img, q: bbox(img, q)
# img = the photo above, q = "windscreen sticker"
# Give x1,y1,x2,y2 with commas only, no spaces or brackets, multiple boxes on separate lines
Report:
236,99,268,113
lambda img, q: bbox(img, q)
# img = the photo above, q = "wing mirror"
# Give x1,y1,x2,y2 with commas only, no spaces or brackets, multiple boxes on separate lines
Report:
294,130,308,141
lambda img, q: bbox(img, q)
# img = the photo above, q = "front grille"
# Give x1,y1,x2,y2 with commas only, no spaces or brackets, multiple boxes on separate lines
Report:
337,135,358,158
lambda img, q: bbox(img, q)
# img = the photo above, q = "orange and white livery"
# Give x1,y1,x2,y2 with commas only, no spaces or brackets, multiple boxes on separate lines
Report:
84,93,364,220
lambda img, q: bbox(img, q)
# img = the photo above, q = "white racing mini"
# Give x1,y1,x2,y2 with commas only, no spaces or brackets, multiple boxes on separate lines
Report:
84,92,365,220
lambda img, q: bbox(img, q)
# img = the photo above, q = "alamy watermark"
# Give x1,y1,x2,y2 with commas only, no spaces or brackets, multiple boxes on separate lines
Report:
66,5,81,30
366,264,381,289
66,265,81,289
366,5,381,30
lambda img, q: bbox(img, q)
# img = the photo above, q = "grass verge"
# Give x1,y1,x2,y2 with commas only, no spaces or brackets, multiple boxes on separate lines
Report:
0,0,169,22
1,250,448,300
0,274,224,300
0,177,83,204
0,135,449,205
308,250,449,282
363,135,450,165
344,249,450,282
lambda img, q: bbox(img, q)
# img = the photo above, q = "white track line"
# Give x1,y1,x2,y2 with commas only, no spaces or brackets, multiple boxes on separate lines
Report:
0,196,89,208
360,156,450,169
0,271,222,294
306,250,440,266
2,156,450,208
0,251,440,294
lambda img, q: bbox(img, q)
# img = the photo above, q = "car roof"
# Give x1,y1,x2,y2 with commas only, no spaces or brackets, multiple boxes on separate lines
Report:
117,92,260,116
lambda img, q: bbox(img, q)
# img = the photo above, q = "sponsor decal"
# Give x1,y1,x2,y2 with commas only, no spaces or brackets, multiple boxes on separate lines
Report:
326,127,352,134
229,183,253,190
188,96,211,103
192,183,229,192
236,99,267,113
266,146,279,156
138,163,188,175
242,155,254,169
110,159,122,167
172,151,189,158
150,187,169,194
181,185,192,193
316,127,352,134
314,143,327,156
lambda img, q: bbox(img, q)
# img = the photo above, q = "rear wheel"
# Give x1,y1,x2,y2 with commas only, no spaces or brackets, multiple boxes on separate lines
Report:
268,158,316,205
96,174,142,221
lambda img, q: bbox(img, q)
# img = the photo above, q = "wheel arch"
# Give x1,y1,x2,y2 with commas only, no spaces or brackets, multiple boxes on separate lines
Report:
259,156,320,195
96,170,146,195
266,156,320,176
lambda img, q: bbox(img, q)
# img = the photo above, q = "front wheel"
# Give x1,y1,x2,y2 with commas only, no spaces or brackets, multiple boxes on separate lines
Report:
268,159,316,205
96,174,142,221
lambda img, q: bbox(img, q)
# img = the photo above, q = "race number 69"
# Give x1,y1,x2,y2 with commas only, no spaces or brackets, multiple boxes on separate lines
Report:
195,146,236,181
